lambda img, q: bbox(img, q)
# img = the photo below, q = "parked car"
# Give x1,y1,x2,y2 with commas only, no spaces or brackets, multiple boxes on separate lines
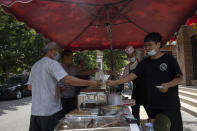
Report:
0,74,31,100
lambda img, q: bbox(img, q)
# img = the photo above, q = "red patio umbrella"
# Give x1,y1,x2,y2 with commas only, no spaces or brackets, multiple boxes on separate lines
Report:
0,0,197,51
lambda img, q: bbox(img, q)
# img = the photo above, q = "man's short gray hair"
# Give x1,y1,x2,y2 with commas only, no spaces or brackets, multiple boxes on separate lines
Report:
43,41,57,53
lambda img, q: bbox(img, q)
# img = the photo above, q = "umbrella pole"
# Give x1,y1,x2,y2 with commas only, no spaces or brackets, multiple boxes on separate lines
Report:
105,5,115,80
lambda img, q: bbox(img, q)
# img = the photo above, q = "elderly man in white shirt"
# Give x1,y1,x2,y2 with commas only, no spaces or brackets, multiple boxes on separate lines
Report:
27,41,100,131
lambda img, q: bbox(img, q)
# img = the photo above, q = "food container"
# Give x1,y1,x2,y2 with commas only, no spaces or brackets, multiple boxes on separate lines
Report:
78,89,107,108
54,115,130,131
107,93,122,105
101,105,123,115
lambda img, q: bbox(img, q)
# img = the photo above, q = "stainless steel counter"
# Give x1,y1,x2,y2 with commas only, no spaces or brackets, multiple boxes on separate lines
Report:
55,115,130,131
54,107,141,131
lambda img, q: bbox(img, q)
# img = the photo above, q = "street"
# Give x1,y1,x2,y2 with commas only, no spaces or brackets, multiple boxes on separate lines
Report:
0,97,31,131
0,97,196,131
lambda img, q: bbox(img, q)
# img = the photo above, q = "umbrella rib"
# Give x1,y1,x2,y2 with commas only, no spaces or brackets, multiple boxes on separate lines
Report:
91,22,131,26
107,0,130,6
76,4,96,17
121,15,149,33
111,0,133,22
43,0,129,6
67,13,99,47
43,0,96,6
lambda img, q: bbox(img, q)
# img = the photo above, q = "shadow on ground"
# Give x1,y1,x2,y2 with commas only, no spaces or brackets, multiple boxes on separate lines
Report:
0,96,31,116
183,121,197,131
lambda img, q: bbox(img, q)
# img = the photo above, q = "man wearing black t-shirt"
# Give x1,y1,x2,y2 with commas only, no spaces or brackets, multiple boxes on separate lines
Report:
107,32,183,131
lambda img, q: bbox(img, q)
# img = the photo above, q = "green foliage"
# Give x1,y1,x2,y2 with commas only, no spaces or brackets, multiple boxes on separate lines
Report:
73,50,128,74
73,50,97,70
0,7,128,83
0,8,47,82
103,49,128,73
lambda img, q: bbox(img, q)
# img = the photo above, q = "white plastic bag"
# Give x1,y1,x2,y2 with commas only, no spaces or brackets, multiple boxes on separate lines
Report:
95,70,107,89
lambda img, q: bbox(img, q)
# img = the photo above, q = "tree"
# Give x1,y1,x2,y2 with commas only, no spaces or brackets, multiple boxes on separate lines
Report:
103,50,128,73
73,50,128,74
0,7,128,83
0,8,47,82
73,50,97,70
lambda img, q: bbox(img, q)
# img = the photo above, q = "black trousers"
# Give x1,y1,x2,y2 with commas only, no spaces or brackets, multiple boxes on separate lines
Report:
60,97,77,117
29,110,62,131
132,104,149,121
147,108,183,131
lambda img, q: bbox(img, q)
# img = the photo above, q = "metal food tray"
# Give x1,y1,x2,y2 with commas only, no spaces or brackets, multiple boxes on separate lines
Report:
54,115,130,131
65,114,98,117
65,108,100,117
55,127,130,131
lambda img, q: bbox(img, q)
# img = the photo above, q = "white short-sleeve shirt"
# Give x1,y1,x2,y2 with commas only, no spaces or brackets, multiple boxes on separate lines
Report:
28,57,68,116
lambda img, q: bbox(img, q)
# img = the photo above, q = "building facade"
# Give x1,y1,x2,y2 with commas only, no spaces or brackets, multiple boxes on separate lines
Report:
176,25,197,86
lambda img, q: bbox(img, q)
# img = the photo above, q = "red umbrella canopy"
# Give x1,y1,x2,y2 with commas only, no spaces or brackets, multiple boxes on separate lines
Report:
1,0,197,50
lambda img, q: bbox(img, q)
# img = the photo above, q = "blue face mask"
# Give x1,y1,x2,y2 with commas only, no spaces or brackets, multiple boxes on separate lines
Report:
129,57,136,62
54,52,60,60
147,49,157,56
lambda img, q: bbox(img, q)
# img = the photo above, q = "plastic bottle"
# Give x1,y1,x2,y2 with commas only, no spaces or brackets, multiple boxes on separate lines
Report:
95,70,106,89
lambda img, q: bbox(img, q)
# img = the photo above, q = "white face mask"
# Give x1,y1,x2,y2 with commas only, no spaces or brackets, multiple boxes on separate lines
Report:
147,49,157,56
53,52,60,60
129,57,136,62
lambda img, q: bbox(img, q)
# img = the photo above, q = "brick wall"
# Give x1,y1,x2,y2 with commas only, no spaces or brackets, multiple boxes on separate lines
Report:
177,26,195,85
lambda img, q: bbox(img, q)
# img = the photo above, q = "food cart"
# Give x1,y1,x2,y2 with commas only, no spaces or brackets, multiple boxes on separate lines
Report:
54,88,141,131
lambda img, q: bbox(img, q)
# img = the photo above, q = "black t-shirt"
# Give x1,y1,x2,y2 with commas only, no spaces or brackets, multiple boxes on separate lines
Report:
133,54,182,109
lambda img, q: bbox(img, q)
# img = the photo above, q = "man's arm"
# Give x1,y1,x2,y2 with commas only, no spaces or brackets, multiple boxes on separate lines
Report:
27,85,32,90
106,72,138,86
60,75,100,87
160,74,183,93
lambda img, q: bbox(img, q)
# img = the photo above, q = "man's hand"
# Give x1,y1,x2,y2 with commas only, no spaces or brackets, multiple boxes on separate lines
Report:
89,80,101,88
106,80,117,86
159,83,169,93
